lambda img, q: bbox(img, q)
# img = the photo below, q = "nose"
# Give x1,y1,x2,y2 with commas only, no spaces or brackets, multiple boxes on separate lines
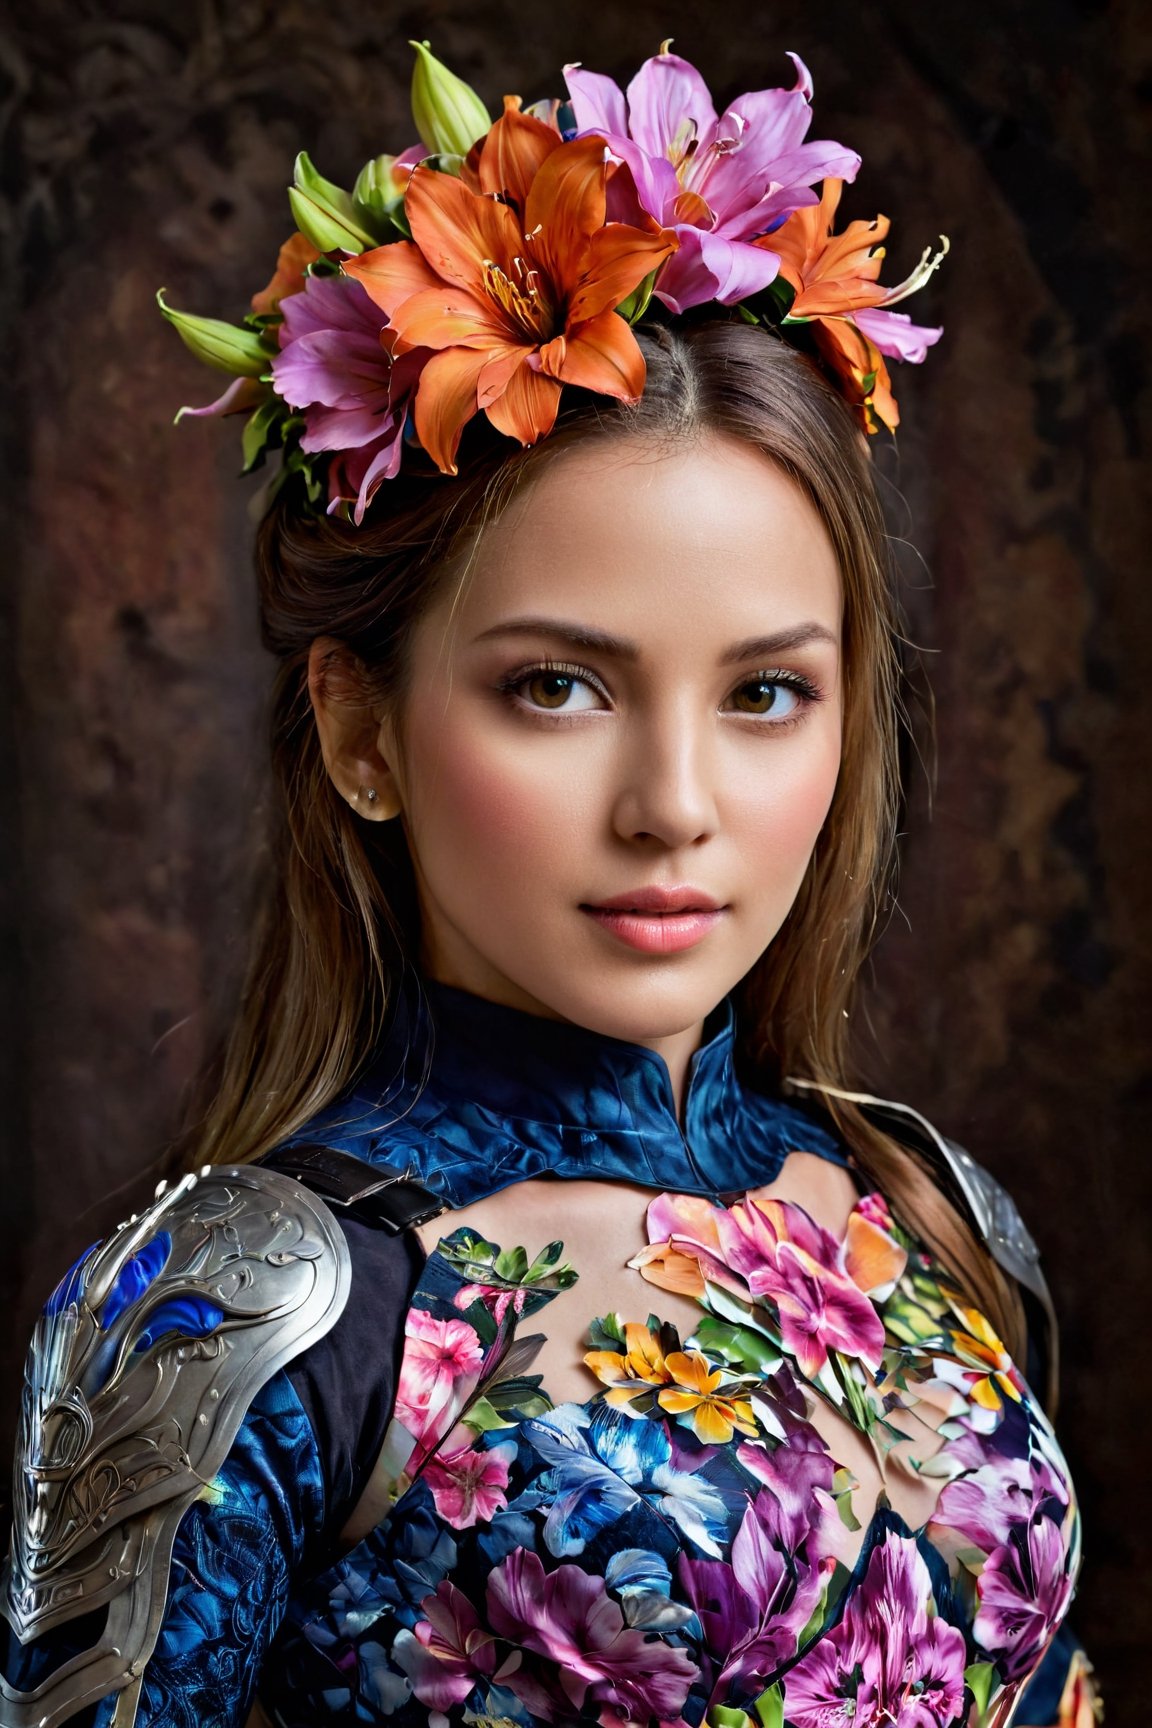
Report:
610,697,720,850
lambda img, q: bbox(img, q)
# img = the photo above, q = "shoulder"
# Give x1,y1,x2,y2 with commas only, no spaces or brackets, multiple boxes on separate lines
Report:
1,1163,350,1717
805,1084,1061,1410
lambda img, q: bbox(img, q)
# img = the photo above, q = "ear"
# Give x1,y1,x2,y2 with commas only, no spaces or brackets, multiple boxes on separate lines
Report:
307,637,404,821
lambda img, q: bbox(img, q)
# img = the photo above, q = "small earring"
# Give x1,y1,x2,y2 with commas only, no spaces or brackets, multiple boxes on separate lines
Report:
365,787,379,805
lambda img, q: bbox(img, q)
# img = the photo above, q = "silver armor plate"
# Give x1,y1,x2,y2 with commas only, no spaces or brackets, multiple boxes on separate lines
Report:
0,1163,351,1728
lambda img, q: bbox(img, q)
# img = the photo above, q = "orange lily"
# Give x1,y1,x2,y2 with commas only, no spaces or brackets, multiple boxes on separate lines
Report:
768,178,891,319
657,1351,758,1445
344,97,676,473
763,178,944,433
251,231,322,316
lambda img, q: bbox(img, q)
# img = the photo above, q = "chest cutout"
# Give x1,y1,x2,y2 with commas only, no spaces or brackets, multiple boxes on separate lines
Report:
406,1153,950,1558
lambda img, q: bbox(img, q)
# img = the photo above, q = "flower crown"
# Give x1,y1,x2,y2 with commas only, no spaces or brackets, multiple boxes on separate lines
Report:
160,40,947,525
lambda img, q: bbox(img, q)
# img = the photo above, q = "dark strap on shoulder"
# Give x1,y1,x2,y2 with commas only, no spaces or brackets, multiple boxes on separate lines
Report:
263,1143,446,1234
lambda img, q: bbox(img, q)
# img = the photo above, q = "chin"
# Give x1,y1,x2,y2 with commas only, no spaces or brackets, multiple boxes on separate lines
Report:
523,964,735,1045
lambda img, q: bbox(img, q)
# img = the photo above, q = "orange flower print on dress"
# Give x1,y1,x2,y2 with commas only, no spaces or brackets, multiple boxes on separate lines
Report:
584,1319,673,1405
344,97,677,473
656,1350,758,1444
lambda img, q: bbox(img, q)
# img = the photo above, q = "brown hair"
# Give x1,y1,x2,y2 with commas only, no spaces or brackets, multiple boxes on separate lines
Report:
185,315,1024,1356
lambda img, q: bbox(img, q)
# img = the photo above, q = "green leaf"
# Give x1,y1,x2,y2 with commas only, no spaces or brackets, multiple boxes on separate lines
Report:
240,394,284,473
832,1466,861,1532
702,1280,774,1336
707,1707,752,1728
763,276,796,319
289,151,380,254
964,1661,998,1723
157,291,274,376
587,1313,626,1351
839,1360,877,1432
692,1315,782,1376
752,1683,784,1728
487,1377,550,1420
494,1245,529,1284
525,1240,569,1280
460,1395,513,1434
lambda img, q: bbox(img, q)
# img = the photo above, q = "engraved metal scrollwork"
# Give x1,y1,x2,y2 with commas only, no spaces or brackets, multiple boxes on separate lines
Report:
0,1164,351,1728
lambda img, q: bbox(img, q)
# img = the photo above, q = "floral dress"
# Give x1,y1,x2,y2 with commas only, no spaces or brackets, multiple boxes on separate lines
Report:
260,1183,1085,1728
2,979,1097,1728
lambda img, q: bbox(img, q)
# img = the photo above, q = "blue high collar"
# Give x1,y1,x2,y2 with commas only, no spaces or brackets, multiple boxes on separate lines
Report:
284,973,846,1208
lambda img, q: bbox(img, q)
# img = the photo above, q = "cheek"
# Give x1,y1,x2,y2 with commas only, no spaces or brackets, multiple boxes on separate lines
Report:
729,729,843,878
402,708,582,886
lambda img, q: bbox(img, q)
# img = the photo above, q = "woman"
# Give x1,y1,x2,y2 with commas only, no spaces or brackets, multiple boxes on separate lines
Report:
0,42,1097,1728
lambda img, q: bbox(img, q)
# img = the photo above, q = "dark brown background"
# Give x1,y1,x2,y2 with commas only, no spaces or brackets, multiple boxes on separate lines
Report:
1,0,1147,1714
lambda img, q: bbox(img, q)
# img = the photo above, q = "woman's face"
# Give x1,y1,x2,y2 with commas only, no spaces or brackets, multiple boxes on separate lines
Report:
382,432,843,1046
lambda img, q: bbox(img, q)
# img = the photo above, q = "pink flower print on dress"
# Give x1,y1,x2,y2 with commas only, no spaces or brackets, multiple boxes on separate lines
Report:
454,1281,529,1326
784,1529,967,1727
422,1440,517,1530
394,1308,485,1451
716,1195,888,1376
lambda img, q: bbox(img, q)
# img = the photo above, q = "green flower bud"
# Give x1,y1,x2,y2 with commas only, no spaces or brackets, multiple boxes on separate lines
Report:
353,153,406,227
157,291,274,376
289,152,379,255
409,39,490,159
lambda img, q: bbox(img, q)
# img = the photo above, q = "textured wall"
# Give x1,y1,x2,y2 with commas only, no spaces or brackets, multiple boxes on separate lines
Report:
1,0,1147,1711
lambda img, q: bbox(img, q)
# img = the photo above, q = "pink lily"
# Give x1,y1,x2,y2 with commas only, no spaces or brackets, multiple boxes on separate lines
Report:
271,271,429,523
564,47,860,312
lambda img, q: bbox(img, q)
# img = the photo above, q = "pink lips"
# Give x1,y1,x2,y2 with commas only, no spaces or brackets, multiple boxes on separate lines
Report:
580,885,726,955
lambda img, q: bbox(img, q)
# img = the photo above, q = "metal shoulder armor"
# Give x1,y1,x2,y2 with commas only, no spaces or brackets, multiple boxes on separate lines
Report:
789,1081,1060,1412
0,1163,351,1728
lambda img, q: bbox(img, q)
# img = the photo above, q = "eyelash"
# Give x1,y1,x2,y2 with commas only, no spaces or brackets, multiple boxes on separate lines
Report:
494,658,824,727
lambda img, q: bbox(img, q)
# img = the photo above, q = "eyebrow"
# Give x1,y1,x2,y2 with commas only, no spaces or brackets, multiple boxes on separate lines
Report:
472,616,839,664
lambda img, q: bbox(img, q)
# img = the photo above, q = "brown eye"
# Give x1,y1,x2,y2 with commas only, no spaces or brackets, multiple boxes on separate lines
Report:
732,677,797,716
525,671,579,709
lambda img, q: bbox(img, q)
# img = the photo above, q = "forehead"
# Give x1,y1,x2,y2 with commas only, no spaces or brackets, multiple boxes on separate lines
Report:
443,433,842,644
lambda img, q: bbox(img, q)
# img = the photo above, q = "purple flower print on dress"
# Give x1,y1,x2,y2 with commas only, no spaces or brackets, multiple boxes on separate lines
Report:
679,1479,838,1703
783,1529,967,1728
391,1578,509,1711
974,1513,1075,1684
932,1440,1077,1684
486,1547,699,1724
272,271,428,524
563,48,860,313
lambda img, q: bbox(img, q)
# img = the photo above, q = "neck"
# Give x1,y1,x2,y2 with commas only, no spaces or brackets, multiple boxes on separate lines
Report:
631,1019,707,1124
